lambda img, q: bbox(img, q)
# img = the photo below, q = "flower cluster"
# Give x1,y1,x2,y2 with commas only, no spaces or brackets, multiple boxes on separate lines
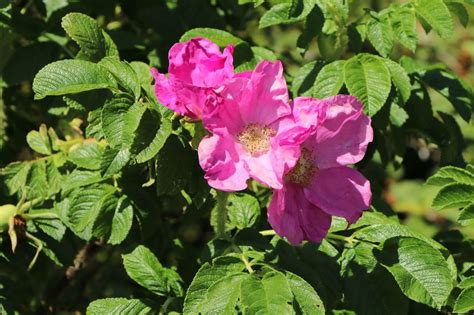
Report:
152,37,373,244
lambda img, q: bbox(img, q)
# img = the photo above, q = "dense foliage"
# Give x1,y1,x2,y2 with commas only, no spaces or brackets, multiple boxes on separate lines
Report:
0,0,473,314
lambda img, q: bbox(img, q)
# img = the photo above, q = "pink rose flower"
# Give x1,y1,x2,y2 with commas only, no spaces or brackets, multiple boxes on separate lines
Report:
268,95,373,244
198,60,314,191
151,37,234,120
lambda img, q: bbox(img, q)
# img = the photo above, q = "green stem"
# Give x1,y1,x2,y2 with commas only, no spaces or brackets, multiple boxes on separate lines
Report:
17,198,43,214
241,253,254,274
159,297,174,315
326,233,358,244
21,212,59,220
215,191,228,239
25,232,43,271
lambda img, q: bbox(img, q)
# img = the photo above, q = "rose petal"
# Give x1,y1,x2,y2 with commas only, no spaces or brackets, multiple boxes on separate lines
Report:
198,134,249,191
304,166,371,224
268,184,332,244
308,95,373,169
239,60,291,126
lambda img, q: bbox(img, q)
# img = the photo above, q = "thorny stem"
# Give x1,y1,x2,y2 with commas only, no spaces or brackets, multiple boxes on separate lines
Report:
215,191,229,239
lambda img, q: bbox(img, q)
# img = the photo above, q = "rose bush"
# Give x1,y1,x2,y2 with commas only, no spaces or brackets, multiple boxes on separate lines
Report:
0,1,473,314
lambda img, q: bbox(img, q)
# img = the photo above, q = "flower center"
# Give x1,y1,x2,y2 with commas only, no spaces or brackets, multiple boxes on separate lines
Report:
237,123,276,155
285,148,317,187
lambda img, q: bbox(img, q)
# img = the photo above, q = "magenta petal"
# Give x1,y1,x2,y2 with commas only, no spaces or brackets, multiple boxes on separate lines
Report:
239,60,291,126
198,134,249,191
268,184,332,245
202,77,247,135
304,166,372,224
268,188,304,245
292,97,327,134
168,38,234,87
309,95,373,169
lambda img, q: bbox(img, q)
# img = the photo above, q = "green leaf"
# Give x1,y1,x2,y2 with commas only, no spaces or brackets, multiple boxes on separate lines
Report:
180,28,243,47
0,162,31,195
86,298,153,315
99,57,141,99
232,42,258,73
227,193,261,229
91,193,119,238
454,286,474,313
352,223,458,282
414,0,454,39
199,273,249,314
389,103,408,127
61,170,102,195
46,160,62,196
426,165,474,186
33,214,66,241
26,160,49,199
26,124,52,155
67,142,103,170
291,60,325,97
122,245,184,297
432,183,474,210
183,256,245,313
313,60,345,99
100,147,131,177
251,46,277,62
240,271,293,314
108,196,134,245
239,0,264,6
391,6,418,52
286,272,325,314
259,0,317,28
133,108,172,164
68,184,116,234
343,252,409,315
376,237,454,309
419,67,472,122
42,0,68,19
383,59,411,104
446,2,469,27
344,54,391,116
367,12,394,57
102,94,144,149
61,13,107,62
33,60,116,100
458,204,474,226
154,136,196,195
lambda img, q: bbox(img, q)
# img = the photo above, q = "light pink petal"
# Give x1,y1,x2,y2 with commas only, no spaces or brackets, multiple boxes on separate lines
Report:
245,139,300,190
304,166,371,224
245,150,283,190
239,60,291,126
198,134,249,192
268,184,332,245
309,95,373,169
